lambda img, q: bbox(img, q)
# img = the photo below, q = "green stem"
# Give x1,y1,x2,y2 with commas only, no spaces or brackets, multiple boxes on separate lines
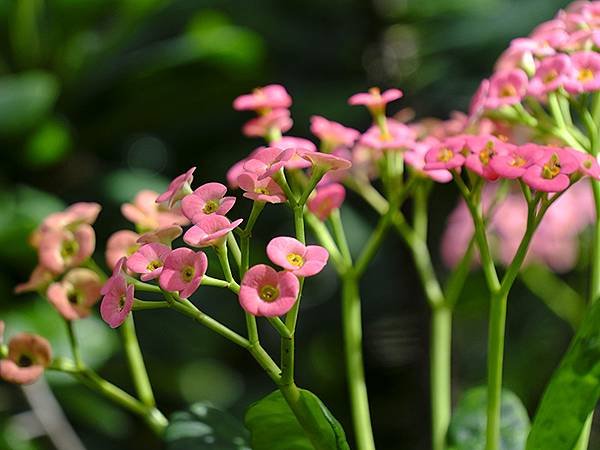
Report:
329,209,353,265
65,320,83,369
431,304,452,450
304,213,346,272
121,315,156,408
133,299,169,311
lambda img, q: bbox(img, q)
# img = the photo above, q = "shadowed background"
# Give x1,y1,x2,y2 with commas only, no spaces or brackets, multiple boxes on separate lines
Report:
0,0,588,449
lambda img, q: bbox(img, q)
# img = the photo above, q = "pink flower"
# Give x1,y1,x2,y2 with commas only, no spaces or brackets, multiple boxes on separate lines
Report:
106,230,140,270
0,333,52,384
121,190,189,232
495,38,538,72
156,167,195,208
308,183,346,220
266,237,329,277
15,265,55,294
243,147,295,180
489,143,545,179
101,257,127,296
181,182,236,222
404,139,453,183
424,136,467,170
137,225,183,246
46,268,102,320
227,148,261,189
159,248,208,299
126,243,171,281
528,54,575,97
348,87,403,112
565,51,600,93
38,225,96,274
271,137,316,169
310,116,360,149
233,85,292,112
359,119,415,151
299,150,352,172
238,173,287,203
100,268,134,328
184,215,243,248
38,202,102,233
239,265,300,317
486,69,528,109
464,136,508,181
242,109,293,138
573,150,600,180
522,147,580,192
469,79,490,118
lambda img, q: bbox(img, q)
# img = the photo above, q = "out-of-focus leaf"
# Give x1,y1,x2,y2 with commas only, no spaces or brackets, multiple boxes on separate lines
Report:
0,71,59,134
165,402,250,450
448,386,530,450
25,118,72,168
178,360,244,408
0,420,39,450
245,389,350,450
102,169,169,205
526,299,600,450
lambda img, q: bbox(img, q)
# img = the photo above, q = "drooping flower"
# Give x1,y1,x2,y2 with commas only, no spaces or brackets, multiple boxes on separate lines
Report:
299,150,352,173
38,225,96,274
184,215,243,248
239,265,300,317
522,147,580,192
565,51,600,93
46,268,102,320
266,237,329,277
0,333,52,384
159,248,208,299
489,143,545,179
348,87,403,113
126,243,171,281
181,183,236,222
137,225,183,246
310,116,360,150
238,173,287,203
105,230,140,270
121,190,189,232
156,167,195,208
233,84,292,112
308,183,346,220
242,109,293,138
485,69,529,109
14,265,55,294
243,147,295,180
100,266,134,328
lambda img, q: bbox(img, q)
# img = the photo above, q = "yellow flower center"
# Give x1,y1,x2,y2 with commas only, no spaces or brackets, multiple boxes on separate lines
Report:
479,142,496,165
203,200,219,214
578,68,595,82
255,187,270,195
60,239,79,259
259,285,279,302
500,84,517,97
542,153,562,179
146,260,162,271
287,253,304,267
511,155,526,167
543,70,558,83
437,148,454,162
181,265,195,282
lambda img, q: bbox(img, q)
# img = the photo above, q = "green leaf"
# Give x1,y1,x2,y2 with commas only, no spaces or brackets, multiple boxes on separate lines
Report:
244,389,350,450
25,118,72,168
448,386,530,450
165,402,250,450
526,299,600,450
0,71,59,134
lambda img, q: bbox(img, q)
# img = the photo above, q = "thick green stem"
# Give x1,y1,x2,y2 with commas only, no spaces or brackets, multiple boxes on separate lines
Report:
121,315,156,408
431,305,452,450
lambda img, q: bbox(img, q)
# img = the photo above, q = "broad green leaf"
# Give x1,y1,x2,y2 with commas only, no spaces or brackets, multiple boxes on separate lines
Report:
0,71,59,134
165,402,250,450
244,389,350,450
448,386,530,450
526,299,600,450
25,118,72,168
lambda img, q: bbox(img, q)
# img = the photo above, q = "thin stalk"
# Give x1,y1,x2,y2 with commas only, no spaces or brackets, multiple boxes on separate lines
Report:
329,209,353,265
65,320,83,369
431,304,452,450
121,315,156,408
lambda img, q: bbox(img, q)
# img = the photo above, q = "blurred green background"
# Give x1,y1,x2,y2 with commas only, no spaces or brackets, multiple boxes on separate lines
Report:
0,0,589,449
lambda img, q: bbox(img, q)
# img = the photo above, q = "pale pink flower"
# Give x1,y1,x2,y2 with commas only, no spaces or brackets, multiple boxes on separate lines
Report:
348,87,403,112
14,265,55,294
126,243,171,281
156,167,195,208
39,225,95,274
359,119,415,151
522,147,579,192
121,190,189,232
239,265,300,317
528,54,575,97
46,269,102,320
181,183,236,222
486,69,528,109
184,215,243,248
233,85,292,112
0,333,52,385
243,147,295,180
137,225,183,246
573,150,600,180
267,237,329,277
242,109,293,138
100,267,134,328
159,248,208,299
238,173,287,203
227,148,261,189
310,116,360,149
38,202,101,233
299,150,352,172
489,143,544,179
495,38,539,72
270,137,316,169
308,183,346,220
565,51,600,93
469,79,490,118
106,230,140,270
404,139,452,183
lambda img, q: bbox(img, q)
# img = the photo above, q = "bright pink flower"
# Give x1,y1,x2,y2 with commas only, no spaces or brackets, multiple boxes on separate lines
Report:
528,54,575,97
233,85,292,112
238,173,287,203
310,116,360,149
46,268,102,320
156,167,195,208
137,225,183,246
469,79,490,118
424,136,467,170
243,147,295,180
121,190,189,232
495,38,539,72
227,148,261,189
405,139,453,183
489,143,544,179
184,215,243,248
0,333,52,384
100,274,134,328
348,87,403,111
522,147,580,192
106,230,140,270
565,51,600,93
159,248,208,299
39,225,95,274
239,265,300,317
308,183,346,220
266,237,329,277
181,182,236,222
299,150,352,172
464,136,509,180
126,243,171,281
14,265,55,294
242,109,293,138
101,257,127,296
485,69,528,109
